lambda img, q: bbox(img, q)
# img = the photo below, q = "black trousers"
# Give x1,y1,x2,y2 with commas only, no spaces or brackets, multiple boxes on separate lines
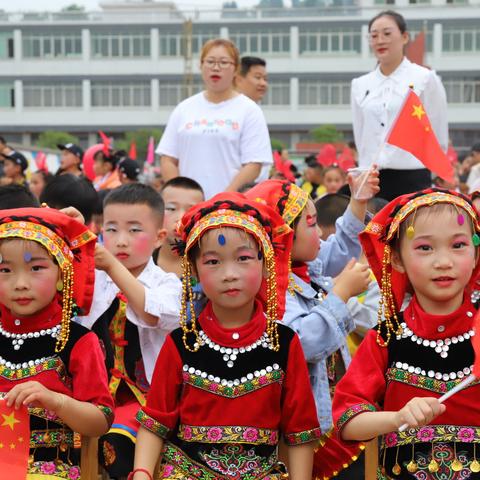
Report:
378,168,431,201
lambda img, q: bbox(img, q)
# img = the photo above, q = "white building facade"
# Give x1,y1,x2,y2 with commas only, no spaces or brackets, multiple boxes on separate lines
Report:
0,0,479,150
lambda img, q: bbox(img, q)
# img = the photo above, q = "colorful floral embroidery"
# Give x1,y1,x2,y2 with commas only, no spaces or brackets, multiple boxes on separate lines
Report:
284,427,322,445
283,184,308,226
29,406,64,424
0,356,67,381
336,403,376,431
30,429,80,448
178,425,278,445
29,460,81,479
381,425,480,448
136,410,170,438
0,221,75,268
96,404,114,426
386,367,480,394
182,368,284,398
103,440,116,467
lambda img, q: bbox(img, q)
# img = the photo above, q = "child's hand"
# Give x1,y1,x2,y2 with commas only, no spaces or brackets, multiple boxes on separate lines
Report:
332,258,371,302
59,206,86,224
94,244,116,272
395,397,446,429
5,381,63,412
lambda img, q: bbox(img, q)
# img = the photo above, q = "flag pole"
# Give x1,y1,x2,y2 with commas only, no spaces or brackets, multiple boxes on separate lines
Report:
398,374,476,432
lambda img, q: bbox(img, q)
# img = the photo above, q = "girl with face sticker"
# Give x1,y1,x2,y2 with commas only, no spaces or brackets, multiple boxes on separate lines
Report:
130,192,321,480
0,207,113,478
334,188,480,478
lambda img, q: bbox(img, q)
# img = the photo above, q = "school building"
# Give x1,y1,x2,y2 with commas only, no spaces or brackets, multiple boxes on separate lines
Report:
0,0,479,151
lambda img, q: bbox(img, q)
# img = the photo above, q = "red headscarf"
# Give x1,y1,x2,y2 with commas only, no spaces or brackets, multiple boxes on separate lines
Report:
360,188,480,344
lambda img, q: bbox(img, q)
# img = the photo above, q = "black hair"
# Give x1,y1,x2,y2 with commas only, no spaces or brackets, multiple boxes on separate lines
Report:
314,193,350,227
239,56,267,77
162,176,204,196
305,155,323,170
40,174,98,224
33,170,54,184
92,188,112,216
0,136,6,145
367,196,389,215
104,183,165,224
368,10,407,34
0,184,39,209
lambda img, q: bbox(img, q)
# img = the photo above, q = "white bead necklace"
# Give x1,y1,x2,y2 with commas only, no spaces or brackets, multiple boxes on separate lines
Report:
393,361,474,381
0,354,53,370
198,330,271,368
0,322,60,350
398,321,475,359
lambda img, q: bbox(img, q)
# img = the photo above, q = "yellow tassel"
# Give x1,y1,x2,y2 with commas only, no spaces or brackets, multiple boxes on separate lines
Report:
55,263,73,353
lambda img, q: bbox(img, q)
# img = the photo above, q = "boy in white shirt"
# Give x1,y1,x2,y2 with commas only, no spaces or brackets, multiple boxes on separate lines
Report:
77,183,181,478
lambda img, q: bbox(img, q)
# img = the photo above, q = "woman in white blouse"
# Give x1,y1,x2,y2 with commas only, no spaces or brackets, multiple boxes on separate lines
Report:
351,10,448,201
158,38,272,199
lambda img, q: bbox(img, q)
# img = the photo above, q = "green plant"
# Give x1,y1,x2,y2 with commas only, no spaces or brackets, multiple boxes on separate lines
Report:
37,131,79,149
271,138,286,152
310,124,344,143
115,129,163,161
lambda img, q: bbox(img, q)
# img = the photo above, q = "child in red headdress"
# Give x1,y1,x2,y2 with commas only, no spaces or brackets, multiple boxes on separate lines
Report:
0,207,114,478
333,188,480,478
129,192,321,480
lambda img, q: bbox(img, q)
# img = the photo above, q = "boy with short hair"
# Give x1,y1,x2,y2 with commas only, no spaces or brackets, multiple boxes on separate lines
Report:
77,183,181,478
0,150,29,186
57,142,84,177
155,176,204,278
235,55,268,103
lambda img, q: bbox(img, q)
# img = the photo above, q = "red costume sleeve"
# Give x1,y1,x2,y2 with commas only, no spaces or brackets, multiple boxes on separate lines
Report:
69,331,115,427
136,335,183,439
332,330,388,435
281,333,322,445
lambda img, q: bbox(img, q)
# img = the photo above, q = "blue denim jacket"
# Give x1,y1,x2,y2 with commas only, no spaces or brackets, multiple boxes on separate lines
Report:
283,207,367,431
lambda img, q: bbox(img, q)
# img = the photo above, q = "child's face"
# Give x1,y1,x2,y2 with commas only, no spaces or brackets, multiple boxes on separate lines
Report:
60,151,80,171
103,203,166,276
194,228,264,318
29,172,46,199
162,186,205,245
323,170,344,194
392,209,477,314
291,200,321,262
3,159,20,179
0,240,59,317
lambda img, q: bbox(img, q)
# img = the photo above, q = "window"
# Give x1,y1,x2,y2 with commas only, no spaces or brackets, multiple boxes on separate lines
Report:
23,82,82,108
23,33,82,58
443,27,480,52
299,27,361,55
159,80,203,106
91,31,150,58
299,80,350,106
0,32,14,59
444,78,480,104
91,81,151,107
229,28,290,55
262,81,290,106
159,29,219,57
0,82,14,108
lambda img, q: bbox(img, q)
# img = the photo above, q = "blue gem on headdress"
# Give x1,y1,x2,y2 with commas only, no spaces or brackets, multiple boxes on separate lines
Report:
258,251,263,260
24,252,33,263
218,234,226,246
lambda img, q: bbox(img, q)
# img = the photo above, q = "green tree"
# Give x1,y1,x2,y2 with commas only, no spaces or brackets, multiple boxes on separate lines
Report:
37,131,79,149
258,0,284,8
116,129,163,162
61,4,85,11
271,138,286,152
310,124,344,143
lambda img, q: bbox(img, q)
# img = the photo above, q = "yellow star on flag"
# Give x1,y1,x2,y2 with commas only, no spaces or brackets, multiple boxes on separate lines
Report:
1,412,20,431
412,104,425,120
9,443,15,449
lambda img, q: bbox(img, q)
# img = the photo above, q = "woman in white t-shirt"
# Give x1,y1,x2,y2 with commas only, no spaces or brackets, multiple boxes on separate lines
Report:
158,38,273,199
351,10,448,201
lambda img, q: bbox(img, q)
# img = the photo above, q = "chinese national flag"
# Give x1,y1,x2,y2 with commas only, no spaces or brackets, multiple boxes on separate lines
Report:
128,141,137,160
385,90,453,183
0,400,30,478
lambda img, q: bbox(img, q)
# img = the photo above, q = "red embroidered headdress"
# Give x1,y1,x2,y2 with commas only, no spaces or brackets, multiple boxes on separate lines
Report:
0,207,96,352
176,192,293,352
360,188,480,346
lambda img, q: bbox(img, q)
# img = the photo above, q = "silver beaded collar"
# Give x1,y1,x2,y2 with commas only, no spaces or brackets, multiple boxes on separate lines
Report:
0,321,60,351
198,330,271,368
397,321,475,359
